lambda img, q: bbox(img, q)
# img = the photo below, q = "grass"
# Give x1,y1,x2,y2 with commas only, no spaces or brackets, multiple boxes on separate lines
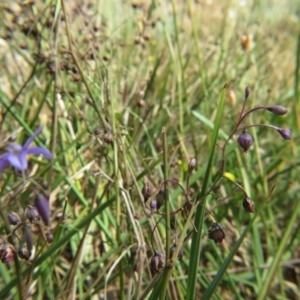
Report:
0,0,299,299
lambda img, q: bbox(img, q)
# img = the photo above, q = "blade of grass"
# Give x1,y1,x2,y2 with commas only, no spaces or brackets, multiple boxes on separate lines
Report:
186,84,227,300
257,192,300,300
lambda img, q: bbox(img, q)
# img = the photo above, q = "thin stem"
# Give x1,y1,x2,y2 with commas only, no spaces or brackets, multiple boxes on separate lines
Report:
159,127,170,300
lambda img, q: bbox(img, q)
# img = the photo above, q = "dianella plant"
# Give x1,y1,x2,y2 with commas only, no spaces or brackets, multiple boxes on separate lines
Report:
0,1,298,299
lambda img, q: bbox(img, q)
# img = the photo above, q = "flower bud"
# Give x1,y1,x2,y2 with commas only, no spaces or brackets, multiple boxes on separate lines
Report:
245,86,251,99
142,183,152,202
0,242,15,263
150,251,164,275
266,105,288,115
35,194,50,225
208,223,225,244
156,189,165,209
277,128,292,140
7,212,21,225
46,232,53,244
18,246,30,260
27,206,40,223
23,224,33,255
188,158,196,171
243,197,255,213
150,200,157,213
237,131,253,152
170,243,183,260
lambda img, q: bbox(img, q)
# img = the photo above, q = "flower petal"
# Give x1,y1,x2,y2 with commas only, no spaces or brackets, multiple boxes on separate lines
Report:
23,126,44,149
7,151,28,171
0,155,9,175
7,143,23,153
27,147,53,159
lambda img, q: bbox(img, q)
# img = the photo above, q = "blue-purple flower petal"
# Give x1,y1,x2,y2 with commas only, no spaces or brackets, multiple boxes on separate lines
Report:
0,155,9,175
7,150,28,171
23,126,44,149
7,143,23,153
27,147,53,159
35,194,50,225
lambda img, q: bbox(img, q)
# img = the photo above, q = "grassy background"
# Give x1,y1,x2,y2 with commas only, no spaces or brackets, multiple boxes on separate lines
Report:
0,0,299,299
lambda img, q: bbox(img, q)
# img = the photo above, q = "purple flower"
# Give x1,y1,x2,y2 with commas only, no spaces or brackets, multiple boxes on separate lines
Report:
0,126,52,175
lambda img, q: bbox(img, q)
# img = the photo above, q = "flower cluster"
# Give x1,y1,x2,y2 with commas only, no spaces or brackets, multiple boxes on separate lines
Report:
0,126,53,264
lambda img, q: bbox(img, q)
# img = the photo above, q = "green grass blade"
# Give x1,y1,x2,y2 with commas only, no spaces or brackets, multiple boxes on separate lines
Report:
186,84,227,300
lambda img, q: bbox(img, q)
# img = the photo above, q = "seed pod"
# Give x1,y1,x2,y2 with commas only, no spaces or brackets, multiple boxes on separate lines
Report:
35,194,50,226
208,223,225,244
46,232,54,244
243,197,255,213
27,206,40,223
156,189,165,209
150,251,164,275
266,105,288,116
18,246,30,260
277,128,292,140
170,244,183,260
237,131,253,152
188,158,196,171
142,183,152,202
7,212,21,225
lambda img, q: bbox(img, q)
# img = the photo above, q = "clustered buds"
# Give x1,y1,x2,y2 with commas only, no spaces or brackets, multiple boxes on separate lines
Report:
237,130,253,152
150,251,165,275
208,223,225,244
243,197,255,213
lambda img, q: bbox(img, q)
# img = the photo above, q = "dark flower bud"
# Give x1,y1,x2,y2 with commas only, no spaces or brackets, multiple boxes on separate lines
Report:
277,128,292,140
7,212,21,225
243,197,255,213
208,223,225,244
245,86,251,99
27,206,40,223
0,242,15,263
237,131,253,152
150,200,157,213
35,194,50,225
18,246,30,260
46,232,53,244
188,158,196,171
3,246,15,263
156,189,165,209
23,224,33,255
142,183,152,202
266,105,288,116
150,251,165,275
170,243,183,260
